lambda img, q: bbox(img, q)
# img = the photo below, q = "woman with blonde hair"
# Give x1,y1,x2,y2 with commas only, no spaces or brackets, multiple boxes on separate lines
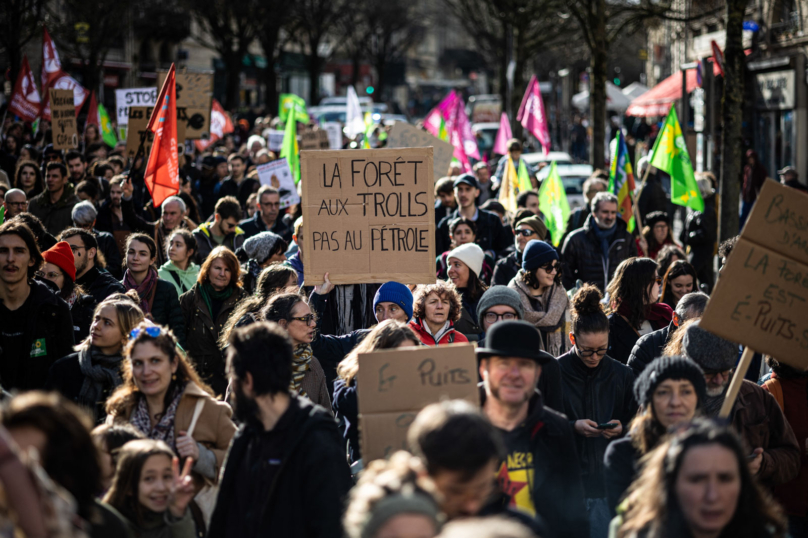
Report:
334,320,421,462
47,293,145,422
179,246,247,395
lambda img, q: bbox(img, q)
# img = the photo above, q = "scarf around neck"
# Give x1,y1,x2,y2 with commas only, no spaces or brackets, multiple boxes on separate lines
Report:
616,301,672,331
592,221,617,258
78,345,124,414
130,383,186,453
200,281,235,319
124,267,159,314
292,344,313,396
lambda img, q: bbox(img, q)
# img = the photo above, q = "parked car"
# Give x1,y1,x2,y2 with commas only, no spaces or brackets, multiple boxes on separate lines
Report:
522,151,573,168
472,122,500,160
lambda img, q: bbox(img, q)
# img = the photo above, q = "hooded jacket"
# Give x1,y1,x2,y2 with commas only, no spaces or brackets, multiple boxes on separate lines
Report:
77,266,126,305
27,183,81,237
560,214,637,291
436,208,513,257
557,349,637,498
192,221,246,264
408,318,468,346
480,385,589,538
158,261,200,297
207,394,353,538
626,321,675,376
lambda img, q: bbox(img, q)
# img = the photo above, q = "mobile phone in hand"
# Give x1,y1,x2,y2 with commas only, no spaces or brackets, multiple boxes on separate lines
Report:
596,422,618,430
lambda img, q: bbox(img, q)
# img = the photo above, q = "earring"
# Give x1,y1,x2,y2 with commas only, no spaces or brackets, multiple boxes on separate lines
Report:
172,374,177,380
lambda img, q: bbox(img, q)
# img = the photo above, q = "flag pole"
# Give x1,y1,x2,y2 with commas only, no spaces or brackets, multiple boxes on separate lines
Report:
0,107,9,141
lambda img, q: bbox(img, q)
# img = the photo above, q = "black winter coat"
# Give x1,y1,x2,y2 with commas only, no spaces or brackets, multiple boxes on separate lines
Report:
46,349,124,423
70,293,97,343
0,280,75,391
557,349,637,498
492,250,521,286
603,435,640,514
626,322,675,376
682,194,717,278
123,278,186,346
95,230,123,280
436,208,513,257
77,267,126,305
560,214,637,291
207,395,353,538
607,313,641,365
481,385,589,538
239,212,294,243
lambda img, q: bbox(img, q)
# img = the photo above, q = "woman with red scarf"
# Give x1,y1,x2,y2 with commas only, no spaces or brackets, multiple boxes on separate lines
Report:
604,257,672,364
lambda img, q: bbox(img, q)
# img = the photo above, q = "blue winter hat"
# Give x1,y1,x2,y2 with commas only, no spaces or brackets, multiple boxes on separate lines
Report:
374,282,414,321
522,240,558,272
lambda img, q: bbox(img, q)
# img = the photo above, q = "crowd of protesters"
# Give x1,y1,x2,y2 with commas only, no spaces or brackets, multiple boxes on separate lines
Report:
0,109,806,538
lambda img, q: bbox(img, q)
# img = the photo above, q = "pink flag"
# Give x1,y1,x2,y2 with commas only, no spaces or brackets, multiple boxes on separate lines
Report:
493,112,512,155
8,56,40,123
195,99,235,151
517,75,551,155
40,27,88,121
423,90,457,137
442,93,480,160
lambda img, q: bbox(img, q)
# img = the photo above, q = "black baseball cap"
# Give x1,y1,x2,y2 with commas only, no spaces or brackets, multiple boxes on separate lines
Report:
453,173,479,190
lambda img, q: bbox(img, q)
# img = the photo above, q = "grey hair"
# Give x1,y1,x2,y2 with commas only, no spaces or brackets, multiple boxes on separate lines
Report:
71,200,98,227
675,291,709,321
162,195,186,214
583,178,608,195
590,191,618,213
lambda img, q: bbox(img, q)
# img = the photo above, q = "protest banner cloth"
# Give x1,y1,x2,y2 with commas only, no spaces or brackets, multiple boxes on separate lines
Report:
300,147,435,286
256,158,299,209
357,343,479,462
323,122,343,149
700,180,808,416
125,106,185,160
8,56,40,123
157,70,213,139
50,89,78,150
385,122,454,184
300,130,330,151
195,99,234,152
279,94,309,123
40,27,89,120
115,87,158,127
266,130,285,151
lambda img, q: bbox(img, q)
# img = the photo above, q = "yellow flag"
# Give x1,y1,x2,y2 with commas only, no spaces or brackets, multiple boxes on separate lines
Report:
498,157,519,212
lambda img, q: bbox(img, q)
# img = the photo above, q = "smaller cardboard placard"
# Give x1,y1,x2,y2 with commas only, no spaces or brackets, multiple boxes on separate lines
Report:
50,89,78,150
300,130,330,151
256,158,299,209
115,87,158,126
157,71,213,139
125,106,185,160
323,122,343,149
358,343,479,462
386,122,455,183
266,129,285,151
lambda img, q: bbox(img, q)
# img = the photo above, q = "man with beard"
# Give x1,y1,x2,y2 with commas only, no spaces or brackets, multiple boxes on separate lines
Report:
208,321,352,538
58,228,124,304
95,175,132,256
561,192,637,291
477,320,588,538
0,221,74,391
682,320,800,488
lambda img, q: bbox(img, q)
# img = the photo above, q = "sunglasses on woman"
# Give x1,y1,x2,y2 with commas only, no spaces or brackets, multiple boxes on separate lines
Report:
130,326,162,339
539,262,561,274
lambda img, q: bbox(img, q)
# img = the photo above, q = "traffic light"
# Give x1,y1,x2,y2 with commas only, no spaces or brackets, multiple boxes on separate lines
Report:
613,78,621,86
366,86,375,95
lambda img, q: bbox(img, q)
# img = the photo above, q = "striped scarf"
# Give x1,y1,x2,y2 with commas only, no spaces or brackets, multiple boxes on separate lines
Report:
292,344,313,397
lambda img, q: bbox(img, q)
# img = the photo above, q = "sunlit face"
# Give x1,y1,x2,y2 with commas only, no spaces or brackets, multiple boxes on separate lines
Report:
533,259,559,289
521,194,539,215
0,233,34,285
168,234,192,265
285,273,298,291
217,216,239,235
571,331,609,368
652,379,698,428
18,165,37,189
41,261,66,290
585,182,606,203
207,258,233,291
454,184,479,209
161,201,183,230
65,235,90,276
4,191,28,218
138,454,173,513
452,224,475,247
431,460,497,520
514,225,538,252
670,275,694,303
447,259,470,288
480,356,540,407
653,222,669,244
90,305,126,352
283,301,316,345
375,301,408,323
130,340,177,398
438,191,456,209
475,167,490,184
675,444,741,537
374,514,437,538
647,276,661,304
482,305,517,332
423,292,450,326
704,369,732,397
126,240,155,274
593,201,618,229
259,193,281,222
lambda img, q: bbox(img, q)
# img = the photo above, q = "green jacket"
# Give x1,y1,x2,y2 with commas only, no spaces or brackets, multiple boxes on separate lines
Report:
192,221,245,264
158,261,200,297
27,183,81,236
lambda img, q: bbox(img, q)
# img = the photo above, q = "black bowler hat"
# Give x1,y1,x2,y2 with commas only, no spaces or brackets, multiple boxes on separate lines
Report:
476,320,550,364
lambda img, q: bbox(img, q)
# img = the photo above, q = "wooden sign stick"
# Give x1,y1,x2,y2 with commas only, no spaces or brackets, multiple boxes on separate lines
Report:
718,347,756,419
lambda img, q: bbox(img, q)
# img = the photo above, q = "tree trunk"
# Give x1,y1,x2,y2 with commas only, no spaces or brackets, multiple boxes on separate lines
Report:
512,26,526,141
374,58,386,102
224,53,242,109
589,11,608,169
264,67,279,115
308,54,322,105
719,0,747,241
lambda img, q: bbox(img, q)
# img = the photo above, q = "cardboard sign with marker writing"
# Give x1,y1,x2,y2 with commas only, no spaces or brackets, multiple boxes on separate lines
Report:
358,343,479,462
300,130,330,151
300,147,435,286
115,87,158,126
125,106,185,160
386,122,455,183
50,89,78,150
157,71,213,139
700,179,808,369
256,158,299,209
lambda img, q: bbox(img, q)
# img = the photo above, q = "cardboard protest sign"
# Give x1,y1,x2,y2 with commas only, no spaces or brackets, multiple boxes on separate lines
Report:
115,87,158,126
300,147,435,286
50,89,78,150
323,122,343,149
386,122,455,183
358,344,479,462
266,130,285,151
157,71,213,139
126,106,185,159
700,179,808,369
256,158,299,209
300,130,330,151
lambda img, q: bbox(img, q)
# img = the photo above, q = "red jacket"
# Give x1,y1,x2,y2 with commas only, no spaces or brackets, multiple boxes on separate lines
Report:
409,319,469,346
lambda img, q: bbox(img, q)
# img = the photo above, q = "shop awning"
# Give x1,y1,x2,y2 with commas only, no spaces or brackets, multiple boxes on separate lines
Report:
627,63,721,117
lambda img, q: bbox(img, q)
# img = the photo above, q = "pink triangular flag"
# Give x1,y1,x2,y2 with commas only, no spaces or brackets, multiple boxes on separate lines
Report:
493,112,512,155
517,75,551,155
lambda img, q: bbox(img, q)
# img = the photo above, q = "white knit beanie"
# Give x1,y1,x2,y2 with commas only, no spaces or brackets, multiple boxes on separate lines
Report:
447,243,485,278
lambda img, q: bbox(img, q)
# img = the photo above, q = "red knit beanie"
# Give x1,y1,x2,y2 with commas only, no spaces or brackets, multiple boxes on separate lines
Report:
42,241,77,282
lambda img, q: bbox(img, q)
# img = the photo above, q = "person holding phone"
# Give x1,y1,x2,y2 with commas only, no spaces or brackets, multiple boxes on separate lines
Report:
557,284,637,538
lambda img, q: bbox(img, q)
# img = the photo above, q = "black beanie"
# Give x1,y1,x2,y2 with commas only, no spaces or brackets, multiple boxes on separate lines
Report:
633,355,707,408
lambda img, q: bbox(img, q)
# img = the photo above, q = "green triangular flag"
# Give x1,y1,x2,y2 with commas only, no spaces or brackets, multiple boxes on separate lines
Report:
279,94,309,123
537,162,570,246
280,106,300,184
649,107,704,211
98,103,118,148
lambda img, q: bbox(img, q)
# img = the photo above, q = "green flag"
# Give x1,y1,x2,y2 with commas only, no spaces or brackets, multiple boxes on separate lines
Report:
279,94,309,124
98,103,118,148
517,159,533,193
281,106,300,184
649,107,704,211
537,161,570,246
0,206,4,225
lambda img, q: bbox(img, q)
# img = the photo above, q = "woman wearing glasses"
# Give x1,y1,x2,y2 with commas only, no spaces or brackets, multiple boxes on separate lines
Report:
605,258,672,365
260,292,332,411
557,284,638,538
106,322,237,534
180,246,247,397
508,239,569,356
39,241,97,343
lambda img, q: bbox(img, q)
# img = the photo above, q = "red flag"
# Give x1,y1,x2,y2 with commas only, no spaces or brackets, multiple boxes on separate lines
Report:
8,56,41,122
40,27,89,120
144,64,179,207
711,40,725,77
86,91,99,126
516,75,551,156
195,99,234,151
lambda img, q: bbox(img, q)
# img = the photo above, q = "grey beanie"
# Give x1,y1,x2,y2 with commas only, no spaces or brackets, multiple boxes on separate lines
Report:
682,320,739,371
476,285,525,323
243,232,282,264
